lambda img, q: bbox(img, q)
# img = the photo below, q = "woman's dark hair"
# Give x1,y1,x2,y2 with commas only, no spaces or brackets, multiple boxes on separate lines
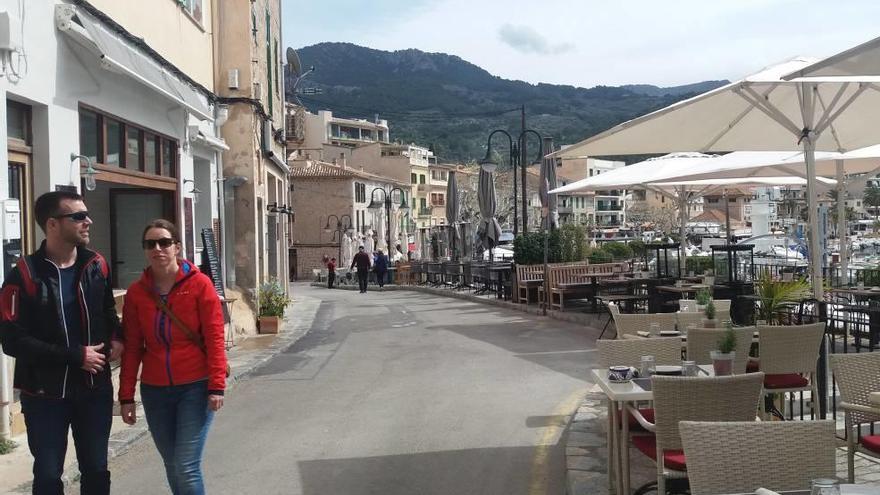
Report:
34,191,84,232
141,219,180,243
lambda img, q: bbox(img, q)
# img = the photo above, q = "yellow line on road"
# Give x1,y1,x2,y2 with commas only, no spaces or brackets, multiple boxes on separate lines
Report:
529,387,587,495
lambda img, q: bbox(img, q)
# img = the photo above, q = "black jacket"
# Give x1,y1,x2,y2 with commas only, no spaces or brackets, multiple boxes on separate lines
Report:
351,251,372,271
0,242,122,398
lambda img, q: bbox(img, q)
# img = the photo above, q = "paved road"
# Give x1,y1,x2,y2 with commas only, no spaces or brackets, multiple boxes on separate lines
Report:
92,285,600,495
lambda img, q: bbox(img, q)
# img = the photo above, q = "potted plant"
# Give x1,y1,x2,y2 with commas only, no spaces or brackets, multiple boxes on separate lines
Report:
710,323,737,376
695,289,711,312
753,274,811,325
703,299,717,328
257,279,291,334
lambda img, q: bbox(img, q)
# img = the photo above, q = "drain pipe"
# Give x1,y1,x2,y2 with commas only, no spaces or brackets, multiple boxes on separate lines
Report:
0,347,10,438
224,176,249,287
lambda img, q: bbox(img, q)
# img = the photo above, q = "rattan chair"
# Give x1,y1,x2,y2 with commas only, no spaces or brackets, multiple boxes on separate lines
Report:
686,327,755,374
608,303,679,338
679,420,836,494
829,352,880,482
627,373,765,495
676,312,705,331
597,337,684,368
755,323,825,418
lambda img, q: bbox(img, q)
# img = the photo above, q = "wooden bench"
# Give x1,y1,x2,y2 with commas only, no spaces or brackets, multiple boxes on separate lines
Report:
515,264,545,303
546,262,629,311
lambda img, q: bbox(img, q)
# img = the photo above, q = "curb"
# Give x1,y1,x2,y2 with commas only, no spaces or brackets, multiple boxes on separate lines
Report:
565,393,611,495
15,293,322,493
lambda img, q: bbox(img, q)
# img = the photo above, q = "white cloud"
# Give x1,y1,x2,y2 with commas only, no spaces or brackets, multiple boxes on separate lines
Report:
497,24,575,55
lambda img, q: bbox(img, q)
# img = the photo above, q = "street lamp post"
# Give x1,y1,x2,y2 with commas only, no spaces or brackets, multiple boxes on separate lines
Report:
367,187,410,258
479,130,544,236
323,214,353,262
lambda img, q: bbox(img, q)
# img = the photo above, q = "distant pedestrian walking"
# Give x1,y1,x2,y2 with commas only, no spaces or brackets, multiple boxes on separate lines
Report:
351,246,371,293
327,257,336,289
374,249,389,288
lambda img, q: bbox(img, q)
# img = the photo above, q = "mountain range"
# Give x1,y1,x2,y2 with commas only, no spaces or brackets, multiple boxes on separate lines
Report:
286,42,728,163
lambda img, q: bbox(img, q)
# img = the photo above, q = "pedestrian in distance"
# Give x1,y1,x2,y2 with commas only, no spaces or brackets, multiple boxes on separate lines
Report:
327,257,336,289
0,191,123,495
350,246,371,293
374,249,389,288
118,219,227,495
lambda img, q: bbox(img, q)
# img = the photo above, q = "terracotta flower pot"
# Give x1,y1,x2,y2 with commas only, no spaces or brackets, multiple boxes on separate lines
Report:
710,350,735,376
258,316,280,334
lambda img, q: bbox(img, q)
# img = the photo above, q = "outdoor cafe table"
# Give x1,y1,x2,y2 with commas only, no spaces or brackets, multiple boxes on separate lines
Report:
592,366,715,495
830,288,880,349
723,487,874,495
655,283,710,296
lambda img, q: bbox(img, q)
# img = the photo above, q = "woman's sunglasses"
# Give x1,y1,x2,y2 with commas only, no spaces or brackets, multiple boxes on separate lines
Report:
142,238,176,250
54,211,90,222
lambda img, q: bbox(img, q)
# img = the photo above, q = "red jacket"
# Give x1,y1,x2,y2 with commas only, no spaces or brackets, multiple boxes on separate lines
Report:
119,260,226,403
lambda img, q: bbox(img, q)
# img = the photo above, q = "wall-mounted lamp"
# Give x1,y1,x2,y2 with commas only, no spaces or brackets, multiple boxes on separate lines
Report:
267,202,280,215
70,153,99,192
183,179,201,203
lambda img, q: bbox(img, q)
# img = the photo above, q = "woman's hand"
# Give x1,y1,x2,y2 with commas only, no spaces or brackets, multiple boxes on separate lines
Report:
120,403,137,425
208,395,224,412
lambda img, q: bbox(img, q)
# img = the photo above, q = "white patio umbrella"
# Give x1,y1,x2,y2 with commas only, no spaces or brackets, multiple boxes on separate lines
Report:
556,57,880,297
784,35,880,79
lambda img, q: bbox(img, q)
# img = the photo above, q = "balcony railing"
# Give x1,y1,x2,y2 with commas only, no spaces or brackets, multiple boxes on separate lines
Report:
558,206,573,214
417,207,432,217
596,205,622,212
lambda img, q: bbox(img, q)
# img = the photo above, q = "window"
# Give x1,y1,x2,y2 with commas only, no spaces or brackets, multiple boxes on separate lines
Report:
431,193,445,206
420,198,427,210
126,128,142,171
79,107,178,178
160,139,177,177
7,100,30,144
354,182,366,203
78,109,99,162
145,134,158,174
419,174,425,184
411,173,417,184
274,39,280,96
179,0,203,26
589,169,594,177
106,119,122,166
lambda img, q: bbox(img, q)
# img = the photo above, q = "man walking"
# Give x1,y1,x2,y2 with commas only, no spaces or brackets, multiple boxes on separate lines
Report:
350,246,372,293
374,249,388,288
327,257,337,289
0,191,123,495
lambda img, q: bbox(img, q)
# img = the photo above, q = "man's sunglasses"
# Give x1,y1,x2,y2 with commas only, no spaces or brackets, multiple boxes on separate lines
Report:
54,211,90,222
142,238,176,250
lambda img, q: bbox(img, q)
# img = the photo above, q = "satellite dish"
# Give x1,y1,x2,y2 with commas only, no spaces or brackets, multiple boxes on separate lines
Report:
286,47,302,77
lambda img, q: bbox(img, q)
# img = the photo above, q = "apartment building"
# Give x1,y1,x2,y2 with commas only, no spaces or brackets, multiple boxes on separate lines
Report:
298,109,389,151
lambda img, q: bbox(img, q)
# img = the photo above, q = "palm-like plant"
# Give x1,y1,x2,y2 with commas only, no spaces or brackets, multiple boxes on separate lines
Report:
754,274,812,324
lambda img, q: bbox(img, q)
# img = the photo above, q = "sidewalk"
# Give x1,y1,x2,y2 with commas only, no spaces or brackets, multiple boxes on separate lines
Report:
0,288,320,494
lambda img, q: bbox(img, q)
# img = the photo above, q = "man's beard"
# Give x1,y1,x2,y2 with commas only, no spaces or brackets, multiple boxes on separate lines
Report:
63,229,89,247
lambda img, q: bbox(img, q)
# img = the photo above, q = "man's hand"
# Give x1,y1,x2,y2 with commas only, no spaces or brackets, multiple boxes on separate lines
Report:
110,340,124,362
208,395,224,412
81,343,106,374
120,403,137,425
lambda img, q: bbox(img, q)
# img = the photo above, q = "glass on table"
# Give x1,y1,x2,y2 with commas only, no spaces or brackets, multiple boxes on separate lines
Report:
649,322,660,336
681,360,698,377
810,478,840,495
639,355,655,377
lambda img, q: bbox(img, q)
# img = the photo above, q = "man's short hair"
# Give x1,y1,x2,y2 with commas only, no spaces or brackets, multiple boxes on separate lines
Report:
359,246,365,250
35,191,84,232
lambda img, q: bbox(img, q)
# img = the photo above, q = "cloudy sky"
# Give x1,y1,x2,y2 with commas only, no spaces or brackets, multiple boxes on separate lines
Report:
282,0,880,88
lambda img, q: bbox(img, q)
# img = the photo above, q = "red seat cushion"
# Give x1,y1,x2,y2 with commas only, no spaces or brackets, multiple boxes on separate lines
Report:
764,373,809,389
631,435,687,471
621,408,655,431
861,435,880,454
746,359,760,373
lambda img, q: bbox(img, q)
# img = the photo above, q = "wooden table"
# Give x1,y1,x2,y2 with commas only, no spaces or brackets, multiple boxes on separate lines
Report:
592,366,715,495
656,284,710,295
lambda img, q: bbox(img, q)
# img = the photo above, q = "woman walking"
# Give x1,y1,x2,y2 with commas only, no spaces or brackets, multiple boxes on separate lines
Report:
119,219,226,495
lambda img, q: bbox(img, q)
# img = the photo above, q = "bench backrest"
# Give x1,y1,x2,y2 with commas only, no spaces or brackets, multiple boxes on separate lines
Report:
546,262,629,289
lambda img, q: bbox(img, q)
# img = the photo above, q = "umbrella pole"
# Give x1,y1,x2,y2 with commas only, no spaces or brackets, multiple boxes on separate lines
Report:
836,160,848,287
679,186,688,276
725,188,731,243
804,137,825,299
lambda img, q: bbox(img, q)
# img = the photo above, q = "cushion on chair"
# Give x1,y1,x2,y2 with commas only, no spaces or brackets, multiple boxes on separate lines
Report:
631,435,687,471
620,408,655,431
861,435,880,454
763,373,808,389
746,359,760,373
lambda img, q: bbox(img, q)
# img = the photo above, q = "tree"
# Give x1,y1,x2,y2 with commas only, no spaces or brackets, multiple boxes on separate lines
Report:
864,185,880,220
626,203,681,237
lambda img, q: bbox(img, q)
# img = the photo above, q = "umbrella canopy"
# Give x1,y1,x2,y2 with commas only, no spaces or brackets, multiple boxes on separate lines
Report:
554,57,880,297
784,36,880,79
476,168,502,252
539,137,559,230
446,171,461,260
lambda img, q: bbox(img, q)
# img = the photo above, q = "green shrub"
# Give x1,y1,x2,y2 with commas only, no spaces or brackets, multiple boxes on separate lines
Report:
716,322,737,353
629,240,646,257
704,299,716,320
601,241,633,260
258,279,291,317
587,247,613,264
513,225,586,265
686,256,714,275
559,224,587,262
0,436,16,455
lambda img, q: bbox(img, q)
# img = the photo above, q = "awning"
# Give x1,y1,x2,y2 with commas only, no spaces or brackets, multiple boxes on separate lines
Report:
55,5,213,121
267,152,289,174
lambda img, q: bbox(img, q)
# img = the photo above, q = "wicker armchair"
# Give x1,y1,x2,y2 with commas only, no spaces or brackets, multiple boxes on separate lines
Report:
627,373,765,495
597,337,684,368
608,303,679,338
676,312,704,331
679,420,836,494
755,323,825,418
829,352,880,482
686,327,755,374
713,299,732,321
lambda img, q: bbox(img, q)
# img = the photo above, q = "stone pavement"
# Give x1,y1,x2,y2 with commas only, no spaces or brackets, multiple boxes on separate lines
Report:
565,391,880,495
0,288,320,494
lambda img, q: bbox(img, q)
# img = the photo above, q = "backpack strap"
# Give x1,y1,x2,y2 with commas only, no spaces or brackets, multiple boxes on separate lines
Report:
149,291,206,354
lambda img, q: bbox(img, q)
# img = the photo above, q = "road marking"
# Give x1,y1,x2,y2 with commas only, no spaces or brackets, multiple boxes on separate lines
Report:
529,387,586,495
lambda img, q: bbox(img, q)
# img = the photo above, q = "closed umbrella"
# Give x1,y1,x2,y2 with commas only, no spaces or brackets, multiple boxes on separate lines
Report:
555,57,880,298
539,137,559,230
446,171,461,260
476,168,502,258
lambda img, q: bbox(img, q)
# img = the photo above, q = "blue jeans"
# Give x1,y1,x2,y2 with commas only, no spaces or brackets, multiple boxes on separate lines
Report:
141,380,214,495
21,388,113,495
